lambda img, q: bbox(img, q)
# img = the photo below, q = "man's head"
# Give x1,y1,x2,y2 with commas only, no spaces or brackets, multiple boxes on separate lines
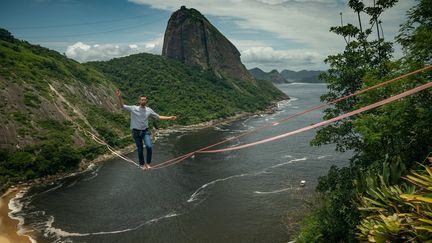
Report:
138,95,147,107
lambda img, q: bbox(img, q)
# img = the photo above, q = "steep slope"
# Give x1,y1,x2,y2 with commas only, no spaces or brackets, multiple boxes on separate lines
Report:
0,29,131,189
162,6,254,83
0,30,129,151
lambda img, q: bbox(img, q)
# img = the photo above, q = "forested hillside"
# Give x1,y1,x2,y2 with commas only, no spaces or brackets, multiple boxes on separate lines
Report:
88,53,287,126
0,29,133,191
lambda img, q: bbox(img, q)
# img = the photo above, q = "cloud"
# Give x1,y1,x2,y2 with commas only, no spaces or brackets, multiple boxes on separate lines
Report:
65,38,163,63
129,0,415,70
240,46,324,71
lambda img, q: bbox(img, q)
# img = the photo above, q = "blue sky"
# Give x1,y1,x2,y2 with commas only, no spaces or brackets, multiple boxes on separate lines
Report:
0,0,416,71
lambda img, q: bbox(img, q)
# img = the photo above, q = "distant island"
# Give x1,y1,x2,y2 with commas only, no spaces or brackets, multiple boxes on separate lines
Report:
249,67,325,83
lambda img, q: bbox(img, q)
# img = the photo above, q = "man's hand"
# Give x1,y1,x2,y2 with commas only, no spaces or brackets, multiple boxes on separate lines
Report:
170,116,177,120
115,89,124,108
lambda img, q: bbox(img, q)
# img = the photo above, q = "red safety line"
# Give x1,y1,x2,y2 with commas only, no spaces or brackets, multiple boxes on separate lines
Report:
199,81,432,153
150,66,431,170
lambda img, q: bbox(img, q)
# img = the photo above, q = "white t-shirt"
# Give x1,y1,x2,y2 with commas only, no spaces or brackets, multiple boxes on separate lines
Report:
123,105,159,130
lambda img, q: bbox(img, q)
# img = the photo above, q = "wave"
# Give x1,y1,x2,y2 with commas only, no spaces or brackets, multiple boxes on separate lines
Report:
187,157,308,203
277,97,298,108
187,171,269,203
254,186,302,194
268,157,307,169
7,163,107,243
82,164,103,182
8,188,37,243
214,126,230,132
40,211,181,240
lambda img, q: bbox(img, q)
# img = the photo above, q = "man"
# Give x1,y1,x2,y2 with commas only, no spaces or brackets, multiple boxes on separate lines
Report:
115,90,177,170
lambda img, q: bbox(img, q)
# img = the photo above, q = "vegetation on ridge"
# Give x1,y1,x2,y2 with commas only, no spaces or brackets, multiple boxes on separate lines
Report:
87,53,286,126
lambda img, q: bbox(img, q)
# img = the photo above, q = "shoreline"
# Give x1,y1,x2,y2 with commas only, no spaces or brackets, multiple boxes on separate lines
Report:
0,98,287,243
0,188,32,243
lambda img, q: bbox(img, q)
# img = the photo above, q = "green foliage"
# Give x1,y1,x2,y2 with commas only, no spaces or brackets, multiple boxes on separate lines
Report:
12,111,29,125
0,29,15,42
0,120,101,189
0,29,107,87
296,209,324,242
298,0,432,242
87,53,286,127
397,0,432,63
357,165,432,242
312,0,396,152
23,91,41,108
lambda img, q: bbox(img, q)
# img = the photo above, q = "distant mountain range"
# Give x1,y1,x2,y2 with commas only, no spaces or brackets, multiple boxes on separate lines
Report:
249,67,325,83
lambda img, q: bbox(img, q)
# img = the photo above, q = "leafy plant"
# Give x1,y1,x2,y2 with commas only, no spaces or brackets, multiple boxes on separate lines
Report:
357,163,432,242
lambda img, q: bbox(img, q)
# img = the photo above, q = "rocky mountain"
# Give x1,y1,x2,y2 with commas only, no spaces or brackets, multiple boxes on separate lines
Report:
162,6,254,83
249,68,290,84
280,70,324,83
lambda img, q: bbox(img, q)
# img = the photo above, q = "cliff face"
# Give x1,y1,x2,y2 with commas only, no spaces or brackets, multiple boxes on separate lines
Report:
162,6,254,83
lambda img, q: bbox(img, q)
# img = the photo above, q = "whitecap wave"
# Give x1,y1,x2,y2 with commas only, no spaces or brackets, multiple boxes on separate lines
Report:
187,157,308,203
269,157,307,169
36,183,64,196
277,97,297,108
41,211,181,239
214,126,230,132
187,171,269,203
8,188,37,243
254,186,302,194
9,189,31,228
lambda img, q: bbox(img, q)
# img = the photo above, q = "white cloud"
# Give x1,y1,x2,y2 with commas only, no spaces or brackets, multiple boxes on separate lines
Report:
65,38,163,63
240,46,324,71
129,0,415,70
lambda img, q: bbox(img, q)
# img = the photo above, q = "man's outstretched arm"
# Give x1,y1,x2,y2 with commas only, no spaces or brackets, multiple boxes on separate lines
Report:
115,89,124,109
159,116,177,120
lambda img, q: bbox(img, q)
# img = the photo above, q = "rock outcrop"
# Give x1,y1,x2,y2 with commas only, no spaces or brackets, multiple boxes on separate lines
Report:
162,6,254,83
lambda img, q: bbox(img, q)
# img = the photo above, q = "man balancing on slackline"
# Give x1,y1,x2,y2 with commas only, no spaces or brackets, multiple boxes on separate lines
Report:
115,90,177,170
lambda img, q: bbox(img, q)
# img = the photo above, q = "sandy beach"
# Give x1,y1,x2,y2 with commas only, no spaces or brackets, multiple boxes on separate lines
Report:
0,188,32,243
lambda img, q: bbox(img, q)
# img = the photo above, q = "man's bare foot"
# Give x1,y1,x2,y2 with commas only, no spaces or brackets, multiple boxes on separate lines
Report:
141,165,147,170
145,164,152,170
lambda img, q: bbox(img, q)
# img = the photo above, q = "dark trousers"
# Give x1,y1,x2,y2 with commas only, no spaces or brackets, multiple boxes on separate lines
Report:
132,128,152,166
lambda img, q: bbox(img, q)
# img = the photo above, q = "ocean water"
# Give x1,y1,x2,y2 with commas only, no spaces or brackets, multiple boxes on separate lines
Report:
11,83,352,243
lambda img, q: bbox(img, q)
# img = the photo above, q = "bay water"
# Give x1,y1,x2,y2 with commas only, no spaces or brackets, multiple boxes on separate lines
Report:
10,83,352,243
